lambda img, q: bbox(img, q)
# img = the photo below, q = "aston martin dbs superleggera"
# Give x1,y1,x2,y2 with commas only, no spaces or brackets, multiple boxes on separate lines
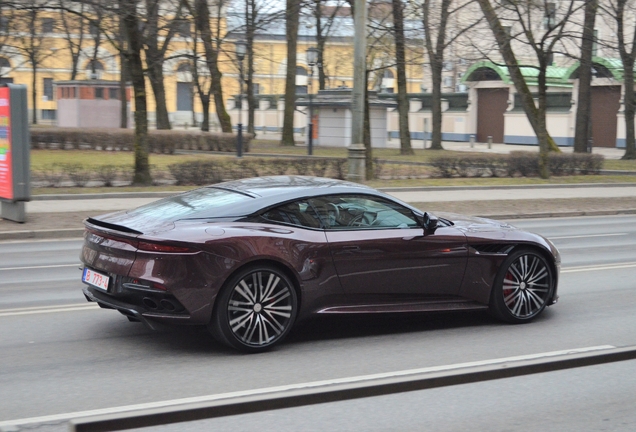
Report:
80,176,560,352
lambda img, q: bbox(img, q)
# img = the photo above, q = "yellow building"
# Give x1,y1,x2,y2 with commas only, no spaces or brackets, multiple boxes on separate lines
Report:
0,5,424,127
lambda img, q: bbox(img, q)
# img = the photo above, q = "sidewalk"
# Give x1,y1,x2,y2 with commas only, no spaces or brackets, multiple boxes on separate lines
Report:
2,184,636,240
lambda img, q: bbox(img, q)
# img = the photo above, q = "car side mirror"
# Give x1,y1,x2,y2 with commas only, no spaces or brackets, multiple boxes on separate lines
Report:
416,212,438,234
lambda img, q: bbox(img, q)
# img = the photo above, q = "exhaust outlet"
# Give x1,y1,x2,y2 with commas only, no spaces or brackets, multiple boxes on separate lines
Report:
142,297,158,309
160,299,176,311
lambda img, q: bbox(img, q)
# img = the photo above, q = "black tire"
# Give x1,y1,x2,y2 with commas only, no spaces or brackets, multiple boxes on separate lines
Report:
210,265,298,353
490,249,554,324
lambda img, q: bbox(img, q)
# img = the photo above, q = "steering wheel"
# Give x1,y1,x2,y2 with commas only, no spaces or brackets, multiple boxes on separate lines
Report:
326,203,340,226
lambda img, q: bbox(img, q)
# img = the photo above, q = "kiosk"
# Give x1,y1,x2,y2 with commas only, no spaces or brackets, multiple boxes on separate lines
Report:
0,84,30,223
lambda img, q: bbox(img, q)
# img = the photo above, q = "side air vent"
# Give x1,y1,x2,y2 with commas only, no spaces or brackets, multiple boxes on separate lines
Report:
472,244,515,255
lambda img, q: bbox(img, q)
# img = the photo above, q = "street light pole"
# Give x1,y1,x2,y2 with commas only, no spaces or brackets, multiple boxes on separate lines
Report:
235,40,247,158
306,47,318,156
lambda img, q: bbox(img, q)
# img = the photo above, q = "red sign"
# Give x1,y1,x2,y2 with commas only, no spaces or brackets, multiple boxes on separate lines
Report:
0,87,12,200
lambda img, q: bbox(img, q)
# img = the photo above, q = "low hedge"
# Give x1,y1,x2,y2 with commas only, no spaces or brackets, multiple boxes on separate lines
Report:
168,158,349,186
430,151,604,178
32,157,350,187
30,127,253,154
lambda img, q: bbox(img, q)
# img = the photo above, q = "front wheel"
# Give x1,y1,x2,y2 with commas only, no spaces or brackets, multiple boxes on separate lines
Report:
490,249,554,324
210,265,298,353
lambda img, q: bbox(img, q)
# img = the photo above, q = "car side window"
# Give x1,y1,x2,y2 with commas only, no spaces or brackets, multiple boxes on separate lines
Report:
261,200,323,229
308,195,419,230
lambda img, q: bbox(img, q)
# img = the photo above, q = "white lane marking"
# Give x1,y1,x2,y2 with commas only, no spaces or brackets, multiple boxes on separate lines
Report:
0,263,81,271
0,345,616,428
550,233,628,240
562,262,636,273
0,305,98,317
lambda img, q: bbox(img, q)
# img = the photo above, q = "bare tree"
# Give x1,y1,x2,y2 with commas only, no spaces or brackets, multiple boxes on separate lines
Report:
57,0,88,80
9,0,56,124
119,0,151,184
476,0,574,178
573,0,597,153
143,0,185,130
423,0,480,151
601,0,636,159
391,0,412,155
281,0,301,146
189,0,232,132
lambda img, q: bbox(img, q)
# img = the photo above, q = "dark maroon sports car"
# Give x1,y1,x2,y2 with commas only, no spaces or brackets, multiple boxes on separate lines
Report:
80,176,560,352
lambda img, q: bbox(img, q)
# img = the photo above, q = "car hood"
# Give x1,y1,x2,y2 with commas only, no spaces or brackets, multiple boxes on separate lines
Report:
436,212,518,233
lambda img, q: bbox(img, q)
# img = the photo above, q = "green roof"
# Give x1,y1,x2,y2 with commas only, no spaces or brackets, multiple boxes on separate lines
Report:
462,58,628,86
462,61,572,87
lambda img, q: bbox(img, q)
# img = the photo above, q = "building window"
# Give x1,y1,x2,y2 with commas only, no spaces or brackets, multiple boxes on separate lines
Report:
295,66,308,94
109,88,119,100
0,16,9,33
176,82,193,111
41,18,55,33
0,57,10,69
86,60,104,79
252,83,260,95
592,29,598,57
43,78,53,100
95,87,104,99
176,21,191,38
544,2,556,30
89,21,99,37
41,109,57,120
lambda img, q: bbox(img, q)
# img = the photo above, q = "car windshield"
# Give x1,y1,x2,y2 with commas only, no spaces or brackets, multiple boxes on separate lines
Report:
126,187,253,222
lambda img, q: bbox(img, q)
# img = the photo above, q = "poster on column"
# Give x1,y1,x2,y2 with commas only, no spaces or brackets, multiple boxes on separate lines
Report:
0,86,12,200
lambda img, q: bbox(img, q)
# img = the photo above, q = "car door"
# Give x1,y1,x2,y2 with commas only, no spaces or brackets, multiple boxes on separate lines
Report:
308,194,468,303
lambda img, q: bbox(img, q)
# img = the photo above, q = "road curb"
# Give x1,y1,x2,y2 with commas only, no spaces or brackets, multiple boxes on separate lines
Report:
0,228,85,241
3,208,636,241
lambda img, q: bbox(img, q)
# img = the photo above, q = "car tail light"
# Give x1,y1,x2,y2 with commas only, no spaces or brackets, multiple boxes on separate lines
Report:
137,241,195,253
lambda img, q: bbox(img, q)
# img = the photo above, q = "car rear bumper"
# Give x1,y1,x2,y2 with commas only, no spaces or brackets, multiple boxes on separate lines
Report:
83,286,195,329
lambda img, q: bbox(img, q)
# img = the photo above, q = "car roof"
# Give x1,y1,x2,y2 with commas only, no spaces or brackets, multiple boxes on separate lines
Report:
210,176,373,198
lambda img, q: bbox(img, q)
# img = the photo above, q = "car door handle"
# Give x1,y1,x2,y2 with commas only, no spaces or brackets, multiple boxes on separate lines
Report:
342,245,360,251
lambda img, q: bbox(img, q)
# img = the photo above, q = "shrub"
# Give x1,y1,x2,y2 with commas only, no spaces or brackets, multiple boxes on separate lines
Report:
60,163,92,187
30,127,253,154
95,165,119,187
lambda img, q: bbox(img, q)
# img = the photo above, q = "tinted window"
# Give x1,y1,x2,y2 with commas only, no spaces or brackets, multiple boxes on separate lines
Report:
309,195,418,230
262,201,322,229
126,188,252,222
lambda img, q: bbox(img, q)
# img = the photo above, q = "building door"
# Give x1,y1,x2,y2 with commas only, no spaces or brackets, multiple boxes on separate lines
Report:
590,86,621,148
477,88,508,143
176,82,193,111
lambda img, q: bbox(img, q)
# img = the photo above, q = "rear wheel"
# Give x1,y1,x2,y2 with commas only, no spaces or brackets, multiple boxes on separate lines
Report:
210,265,298,353
490,249,554,324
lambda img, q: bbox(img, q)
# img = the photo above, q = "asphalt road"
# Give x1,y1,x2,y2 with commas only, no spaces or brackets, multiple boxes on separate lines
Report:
1,215,635,431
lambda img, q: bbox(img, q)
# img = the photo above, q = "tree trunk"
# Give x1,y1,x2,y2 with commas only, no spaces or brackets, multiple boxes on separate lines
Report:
476,0,559,157
147,59,171,129
573,0,597,153
423,0,450,150
120,0,151,185
537,68,550,178
194,0,232,133
201,94,210,132
622,58,636,159
392,0,413,155
364,71,373,180
119,15,128,129
31,63,37,125
245,0,256,135
281,0,300,146
430,62,444,150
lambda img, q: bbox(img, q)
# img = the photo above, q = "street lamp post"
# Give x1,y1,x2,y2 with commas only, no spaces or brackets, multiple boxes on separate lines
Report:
235,40,247,158
306,47,318,156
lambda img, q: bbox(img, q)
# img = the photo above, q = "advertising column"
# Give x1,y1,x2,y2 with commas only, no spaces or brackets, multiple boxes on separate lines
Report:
0,84,30,223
